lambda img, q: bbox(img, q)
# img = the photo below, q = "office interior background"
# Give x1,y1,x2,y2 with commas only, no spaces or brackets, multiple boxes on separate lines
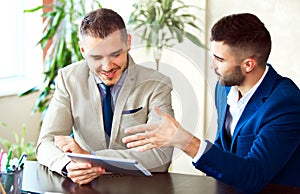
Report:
0,0,299,175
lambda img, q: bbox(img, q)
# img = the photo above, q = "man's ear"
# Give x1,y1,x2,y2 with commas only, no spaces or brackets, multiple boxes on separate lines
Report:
80,48,86,58
243,58,256,73
127,34,132,50
79,41,86,58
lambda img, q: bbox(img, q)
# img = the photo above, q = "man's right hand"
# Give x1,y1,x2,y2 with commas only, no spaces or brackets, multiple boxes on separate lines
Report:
66,161,106,185
122,106,200,158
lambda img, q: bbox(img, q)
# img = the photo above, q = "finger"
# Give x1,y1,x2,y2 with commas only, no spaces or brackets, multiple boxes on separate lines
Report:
54,137,64,146
55,136,71,146
122,133,148,143
72,173,100,185
67,161,92,171
62,144,72,153
54,135,62,142
68,168,103,181
69,166,105,184
124,124,152,134
136,143,159,152
56,142,68,151
125,138,151,148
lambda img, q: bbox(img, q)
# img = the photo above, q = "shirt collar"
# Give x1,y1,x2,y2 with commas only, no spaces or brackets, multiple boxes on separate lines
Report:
227,65,269,106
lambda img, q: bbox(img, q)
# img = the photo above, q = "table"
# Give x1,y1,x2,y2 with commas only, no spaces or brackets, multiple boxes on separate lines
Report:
21,161,300,194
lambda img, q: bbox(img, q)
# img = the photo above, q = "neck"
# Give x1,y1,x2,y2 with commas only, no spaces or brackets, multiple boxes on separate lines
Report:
238,65,266,97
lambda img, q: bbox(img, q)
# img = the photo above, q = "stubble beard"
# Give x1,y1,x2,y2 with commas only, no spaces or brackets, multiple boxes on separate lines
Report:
219,65,245,86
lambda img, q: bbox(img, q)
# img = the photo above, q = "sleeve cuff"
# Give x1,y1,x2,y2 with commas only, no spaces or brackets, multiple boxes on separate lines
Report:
192,140,207,163
61,161,71,177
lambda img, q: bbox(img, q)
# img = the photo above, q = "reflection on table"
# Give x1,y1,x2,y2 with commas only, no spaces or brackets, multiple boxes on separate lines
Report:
22,161,300,194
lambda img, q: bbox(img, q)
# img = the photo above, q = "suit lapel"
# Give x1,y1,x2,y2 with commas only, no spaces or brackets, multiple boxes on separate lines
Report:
217,85,231,151
220,105,231,151
230,65,278,150
230,99,260,150
88,73,107,148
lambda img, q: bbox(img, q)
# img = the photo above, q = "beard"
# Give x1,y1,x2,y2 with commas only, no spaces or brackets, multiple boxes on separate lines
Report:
219,65,245,86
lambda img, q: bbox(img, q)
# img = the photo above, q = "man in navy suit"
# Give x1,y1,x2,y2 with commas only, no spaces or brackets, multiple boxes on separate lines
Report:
122,13,300,193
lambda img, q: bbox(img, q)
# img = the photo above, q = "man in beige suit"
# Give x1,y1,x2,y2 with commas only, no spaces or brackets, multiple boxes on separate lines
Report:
36,8,174,184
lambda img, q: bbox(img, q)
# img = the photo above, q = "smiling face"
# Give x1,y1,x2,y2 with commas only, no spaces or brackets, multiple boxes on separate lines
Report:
80,30,131,86
211,41,245,86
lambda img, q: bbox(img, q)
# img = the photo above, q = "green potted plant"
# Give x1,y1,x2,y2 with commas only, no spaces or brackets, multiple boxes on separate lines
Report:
128,0,206,70
19,0,101,118
0,122,36,160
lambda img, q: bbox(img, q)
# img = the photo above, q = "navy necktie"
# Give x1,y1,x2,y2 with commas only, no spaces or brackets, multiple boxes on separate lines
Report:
101,84,113,139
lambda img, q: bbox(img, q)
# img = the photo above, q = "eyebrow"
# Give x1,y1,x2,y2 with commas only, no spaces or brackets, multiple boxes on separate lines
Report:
90,48,124,58
213,54,224,61
110,48,124,56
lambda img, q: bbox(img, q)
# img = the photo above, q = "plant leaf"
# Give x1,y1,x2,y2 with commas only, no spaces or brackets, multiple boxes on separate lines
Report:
184,31,206,49
23,5,45,13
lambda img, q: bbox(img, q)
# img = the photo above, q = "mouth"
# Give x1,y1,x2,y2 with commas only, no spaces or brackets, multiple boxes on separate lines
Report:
101,69,118,79
214,71,222,81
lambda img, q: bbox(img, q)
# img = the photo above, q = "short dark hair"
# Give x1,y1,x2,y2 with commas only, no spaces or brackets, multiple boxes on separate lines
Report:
210,13,271,66
80,8,127,42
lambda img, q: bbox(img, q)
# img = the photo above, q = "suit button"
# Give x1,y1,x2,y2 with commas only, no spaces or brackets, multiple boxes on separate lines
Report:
217,172,223,179
207,167,212,173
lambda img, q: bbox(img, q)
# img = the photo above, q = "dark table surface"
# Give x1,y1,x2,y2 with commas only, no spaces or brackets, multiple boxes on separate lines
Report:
21,161,300,194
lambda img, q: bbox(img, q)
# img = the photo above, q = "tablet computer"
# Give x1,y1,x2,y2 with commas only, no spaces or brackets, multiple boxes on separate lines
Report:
66,153,152,176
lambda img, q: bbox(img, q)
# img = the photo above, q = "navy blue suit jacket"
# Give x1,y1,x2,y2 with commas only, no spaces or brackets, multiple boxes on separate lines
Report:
193,65,300,193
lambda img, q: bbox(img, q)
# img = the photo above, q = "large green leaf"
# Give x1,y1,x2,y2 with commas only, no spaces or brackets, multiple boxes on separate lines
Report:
185,31,206,49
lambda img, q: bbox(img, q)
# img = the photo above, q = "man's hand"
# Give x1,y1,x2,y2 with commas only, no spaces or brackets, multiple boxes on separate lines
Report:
66,161,105,185
55,136,89,154
122,106,196,153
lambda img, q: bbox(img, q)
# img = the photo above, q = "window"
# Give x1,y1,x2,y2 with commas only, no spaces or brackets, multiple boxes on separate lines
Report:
0,0,43,96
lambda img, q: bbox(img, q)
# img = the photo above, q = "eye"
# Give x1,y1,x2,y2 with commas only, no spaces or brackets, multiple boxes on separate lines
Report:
111,52,121,59
216,58,223,62
92,56,103,61
213,56,223,62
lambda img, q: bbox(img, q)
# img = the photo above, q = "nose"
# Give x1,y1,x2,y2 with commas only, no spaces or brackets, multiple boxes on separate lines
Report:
101,57,113,71
210,60,216,69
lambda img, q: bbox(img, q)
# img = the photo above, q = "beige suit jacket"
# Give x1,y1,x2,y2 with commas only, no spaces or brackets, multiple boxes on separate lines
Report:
36,56,174,175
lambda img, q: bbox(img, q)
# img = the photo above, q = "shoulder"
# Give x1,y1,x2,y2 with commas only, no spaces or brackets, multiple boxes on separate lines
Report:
54,60,89,92
274,77,299,96
268,77,300,111
267,65,300,99
59,60,89,76
261,68,300,117
57,60,89,81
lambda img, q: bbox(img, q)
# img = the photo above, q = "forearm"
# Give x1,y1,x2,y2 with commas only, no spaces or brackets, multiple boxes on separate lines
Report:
182,136,201,158
36,139,71,174
173,128,200,158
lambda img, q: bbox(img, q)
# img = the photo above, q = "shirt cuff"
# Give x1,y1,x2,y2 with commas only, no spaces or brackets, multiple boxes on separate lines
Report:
61,161,71,177
192,140,207,163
